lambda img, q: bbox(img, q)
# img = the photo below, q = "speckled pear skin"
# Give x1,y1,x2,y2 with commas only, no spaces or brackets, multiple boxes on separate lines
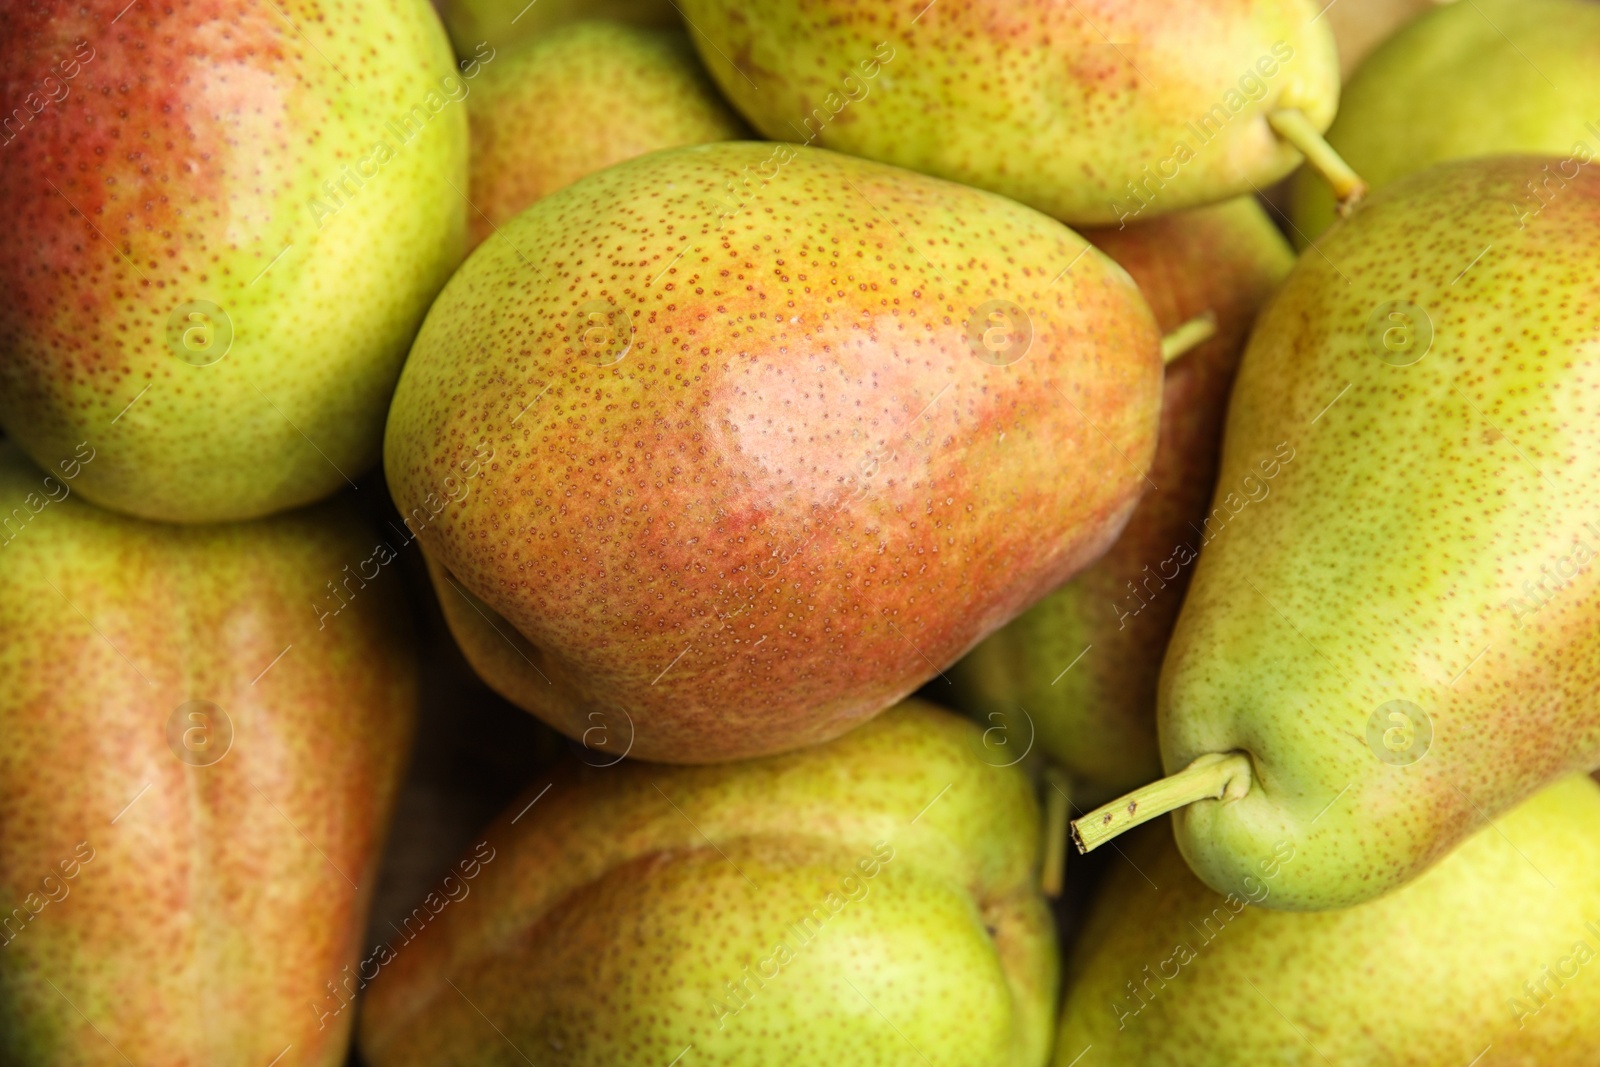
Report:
1056,775,1600,1066
466,21,746,248
1292,0,1600,241
0,0,467,523
359,700,1058,1067
0,444,416,1065
673,0,1339,225
437,0,677,57
1160,156,1600,911
948,198,1293,798
383,140,1164,764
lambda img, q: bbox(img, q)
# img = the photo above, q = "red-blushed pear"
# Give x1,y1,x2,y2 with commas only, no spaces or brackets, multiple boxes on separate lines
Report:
948,198,1294,799
382,141,1166,764
1072,157,1600,910
0,0,467,523
1056,775,1600,1066
359,700,1058,1067
674,0,1350,225
0,443,416,1065
466,21,746,249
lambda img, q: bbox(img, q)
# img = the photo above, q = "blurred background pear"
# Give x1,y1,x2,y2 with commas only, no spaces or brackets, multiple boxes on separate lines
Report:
0,444,417,1065
1293,0,1600,239
466,21,745,248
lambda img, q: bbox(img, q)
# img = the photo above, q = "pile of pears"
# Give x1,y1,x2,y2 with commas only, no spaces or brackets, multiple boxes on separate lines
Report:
2,0,1599,1063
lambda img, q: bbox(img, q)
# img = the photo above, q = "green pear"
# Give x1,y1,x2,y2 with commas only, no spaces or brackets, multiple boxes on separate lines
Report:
1293,0,1600,239
948,198,1293,799
1073,156,1600,910
0,443,416,1064
384,140,1166,763
436,0,677,58
466,21,746,248
673,0,1341,225
1057,775,1600,1066
0,0,468,523
359,700,1057,1066
1324,0,1448,77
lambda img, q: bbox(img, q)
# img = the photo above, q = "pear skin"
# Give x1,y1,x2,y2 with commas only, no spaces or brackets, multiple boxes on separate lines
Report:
1056,775,1600,1066
948,198,1293,798
359,700,1057,1067
466,22,746,248
674,0,1339,224
1293,0,1600,240
0,444,416,1065
384,141,1164,764
436,0,678,58
0,0,467,523
1153,157,1600,910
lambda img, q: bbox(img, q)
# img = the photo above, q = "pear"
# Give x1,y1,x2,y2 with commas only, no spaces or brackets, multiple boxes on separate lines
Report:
673,0,1343,225
359,700,1058,1066
0,0,468,523
1293,0,1600,239
437,0,677,57
948,198,1293,798
466,21,746,248
384,141,1166,763
1072,156,1600,910
1056,775,1600,1066
0,444,416,1063
1323,0,1448,77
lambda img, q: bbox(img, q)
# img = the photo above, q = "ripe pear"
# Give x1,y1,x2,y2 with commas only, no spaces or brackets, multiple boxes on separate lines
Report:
1073,156,1600,909
0,0,468,523
466,21,746,248
1057,775,1600,1066
948,198,1293,798
436,0,676,57
359,700,1058,1067
673,0,1340,225
384,141,1165,763
1324,0,1449,77
0,444,416,1064
1293,0,1600,239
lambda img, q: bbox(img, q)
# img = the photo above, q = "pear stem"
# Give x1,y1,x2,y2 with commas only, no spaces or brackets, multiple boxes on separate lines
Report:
1160,312,1218,365
1267,108,1368,216
1070,752,1253,854
1040,765,1071,898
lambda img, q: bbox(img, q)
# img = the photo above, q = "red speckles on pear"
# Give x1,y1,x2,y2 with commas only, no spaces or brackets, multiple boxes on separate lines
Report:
387,142,1162,762
1162,156,1600,909
674,0,1338,224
